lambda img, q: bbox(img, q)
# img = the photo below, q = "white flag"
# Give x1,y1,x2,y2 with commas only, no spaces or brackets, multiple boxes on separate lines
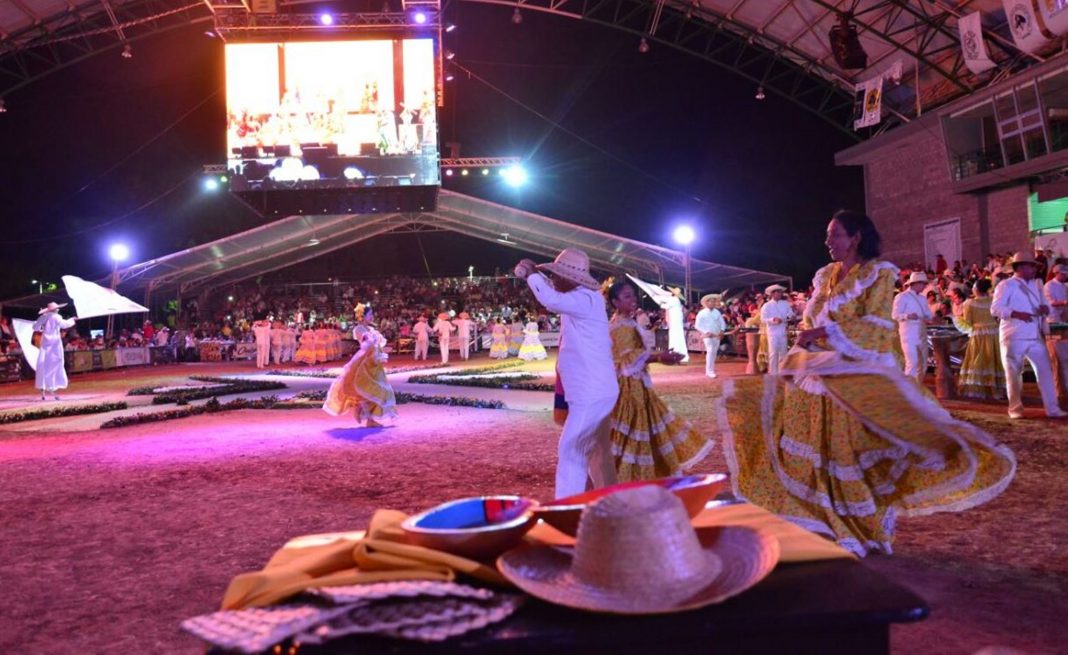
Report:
12,318,40,371
61,275,148,319
853,76,883,130
1003,0,1053,53
625,274,673,308
960,11,997,74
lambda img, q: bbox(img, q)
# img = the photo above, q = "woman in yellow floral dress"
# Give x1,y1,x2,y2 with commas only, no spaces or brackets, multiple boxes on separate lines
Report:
323,316,396,427
713,210,1015,556
606,280,715,481
955,279,1006,400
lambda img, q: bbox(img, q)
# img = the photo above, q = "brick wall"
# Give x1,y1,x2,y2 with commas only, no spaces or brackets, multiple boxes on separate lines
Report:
856,128,1030,268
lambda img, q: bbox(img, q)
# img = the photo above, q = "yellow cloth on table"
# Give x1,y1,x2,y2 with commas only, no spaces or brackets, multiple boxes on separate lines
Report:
526,502,854,563
220,509,507,610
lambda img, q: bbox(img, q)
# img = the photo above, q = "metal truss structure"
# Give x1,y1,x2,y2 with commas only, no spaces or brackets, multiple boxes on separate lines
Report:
440,157,521,168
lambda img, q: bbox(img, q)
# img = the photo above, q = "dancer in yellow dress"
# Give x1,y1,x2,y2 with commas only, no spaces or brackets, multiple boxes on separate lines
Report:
323,311,396,427
956,279,1006,400
605,280,715,481
712,210,1015,556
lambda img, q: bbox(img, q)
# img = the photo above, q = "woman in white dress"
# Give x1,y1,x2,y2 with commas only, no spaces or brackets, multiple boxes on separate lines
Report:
32,302,77,400
518,320,548,361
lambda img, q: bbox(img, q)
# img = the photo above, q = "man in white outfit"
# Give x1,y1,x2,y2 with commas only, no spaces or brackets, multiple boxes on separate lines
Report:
412,316,430,360
251,318,272,368
32,302,77,400
270,320,285,365
991,252,1066,419
434,313,455,364
892,272,934,381
695,293,726,378
1045,264,1068,397
454,312,473,360
760,284,794,375
515,248,618,498
664,288,689,363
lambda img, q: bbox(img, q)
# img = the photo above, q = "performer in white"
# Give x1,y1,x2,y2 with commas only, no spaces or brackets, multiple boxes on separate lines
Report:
991,252,1066,419
251,318,272,368
270,320,285,365
892,272,935,381
625,275,689,363
283,323,297,363
454,312,474,361
515,248,618,498
434,312,455,365
1046,263,1068,324
412,315,430,361
32,302,77,401
695,293,727,378
760,284,794,375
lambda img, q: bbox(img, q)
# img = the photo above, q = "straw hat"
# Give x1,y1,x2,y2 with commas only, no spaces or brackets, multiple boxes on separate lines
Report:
536,248,600,291
1010,251,1038,268
437,312,450,321
668,287,683,297
497,486,778,615
38,301,68,315
906,272,929,286
764,284,787,295
700,294,722,308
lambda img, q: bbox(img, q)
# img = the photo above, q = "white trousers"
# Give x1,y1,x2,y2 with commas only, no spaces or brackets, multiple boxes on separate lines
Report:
459,336,470,360
271,344,282,365
256,342,270,368
1002,338,1061,416
901,337,928,381
414,339,428,360
767,335,788,375
703,337,720,377
555,395,618,498
439,338,450,364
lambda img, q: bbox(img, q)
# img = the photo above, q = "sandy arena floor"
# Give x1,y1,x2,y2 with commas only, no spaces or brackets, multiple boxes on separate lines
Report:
0,355,1065,654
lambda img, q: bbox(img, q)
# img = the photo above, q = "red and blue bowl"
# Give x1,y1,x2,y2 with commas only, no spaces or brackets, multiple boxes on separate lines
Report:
401,495,539,560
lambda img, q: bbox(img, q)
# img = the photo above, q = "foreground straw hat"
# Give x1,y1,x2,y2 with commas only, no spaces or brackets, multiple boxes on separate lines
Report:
1010,251,1038,268
906,271,929,285
498,486,778,614
700,294,722,307
536,248,600,291
764,284,787,295
38,301,68,315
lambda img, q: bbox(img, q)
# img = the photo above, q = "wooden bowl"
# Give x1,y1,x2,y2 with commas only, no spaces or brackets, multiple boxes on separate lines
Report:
533,474,729,537
401,495,539,560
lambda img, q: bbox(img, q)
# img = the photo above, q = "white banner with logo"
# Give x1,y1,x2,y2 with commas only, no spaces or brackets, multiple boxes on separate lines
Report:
1004,0,1054,53
232,342,258,360
960,11,997,74
115,347,150,367
853,76,884,130
1034,231,1068,258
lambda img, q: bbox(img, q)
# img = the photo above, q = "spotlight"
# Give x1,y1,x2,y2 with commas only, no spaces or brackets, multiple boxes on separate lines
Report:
204,30,217,38
121,44,133,59
461,169,469,176
672,225,695,246
445,74,455,82
445,23,456,32
755,86,766,100
109,243,130,263
203,178,219,191
501,165,528,187
445,169,454,176
343,166,364,180
445,50,455,60
638,38,650,53
829,13,868,69
413,11,427,24
0,99,6,114
512,7,522,24
319,13,334,25
481,168,490,176
219,175,228,183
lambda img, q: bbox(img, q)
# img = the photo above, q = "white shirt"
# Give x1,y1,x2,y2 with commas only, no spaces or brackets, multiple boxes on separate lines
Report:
760,300,793,338
526,273,616,402
695,308,726,337
892,289,933,342
1044,278,1068,324
434,319,454,338
252,323,272,344
991,275,1049,342
453,318,473,337
413,321,430,341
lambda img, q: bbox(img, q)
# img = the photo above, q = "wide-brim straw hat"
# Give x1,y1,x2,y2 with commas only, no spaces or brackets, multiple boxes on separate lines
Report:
700,294,723,307
498,486,778,615
38,301,68,315
536,248,600,291
764,284,787,294
1010,251,1039,268
906,272,929,285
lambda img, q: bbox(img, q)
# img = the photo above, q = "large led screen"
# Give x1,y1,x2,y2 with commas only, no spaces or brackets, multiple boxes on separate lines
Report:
225,38,439,192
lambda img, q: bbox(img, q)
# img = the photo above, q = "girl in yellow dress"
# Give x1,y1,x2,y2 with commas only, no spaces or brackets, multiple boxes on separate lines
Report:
712,210,1015,556
489,320,510,359
323,312,396,427
955,279,1006,400
606,280,715,481
294,327,317,365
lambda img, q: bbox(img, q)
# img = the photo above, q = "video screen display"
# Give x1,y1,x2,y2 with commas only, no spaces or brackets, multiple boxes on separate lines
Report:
225,38,439,192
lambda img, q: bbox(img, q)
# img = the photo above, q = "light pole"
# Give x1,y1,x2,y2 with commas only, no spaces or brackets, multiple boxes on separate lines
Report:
672,225,696,305
106,243,130,339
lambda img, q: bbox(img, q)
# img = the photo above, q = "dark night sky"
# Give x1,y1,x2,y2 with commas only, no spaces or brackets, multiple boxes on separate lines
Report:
0,3,863,301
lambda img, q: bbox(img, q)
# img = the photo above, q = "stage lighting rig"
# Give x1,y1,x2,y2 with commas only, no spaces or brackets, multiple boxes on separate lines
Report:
829,13,867,70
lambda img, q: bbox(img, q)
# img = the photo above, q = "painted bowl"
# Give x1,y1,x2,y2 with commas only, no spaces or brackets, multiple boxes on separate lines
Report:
533,473,730,537
401,495,539,560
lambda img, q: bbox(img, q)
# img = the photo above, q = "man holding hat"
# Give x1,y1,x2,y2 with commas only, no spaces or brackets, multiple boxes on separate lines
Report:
412,315,430,361
32,302,77,401
991,252,1066,419
892,272,935,381
454,311,473,361
515,248,618,497
695,293,727,378
760,284,794,375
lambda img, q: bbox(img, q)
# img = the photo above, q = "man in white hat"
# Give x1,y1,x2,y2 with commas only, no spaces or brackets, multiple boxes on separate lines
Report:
412,315,430,361
454,311,473,361
695,293,727,378
515,248,618,497
1046,263,1068,324
760,284,794,375
892,272,935,381
32,302,77,400
433,312,455,364
251,317,272,368
991,252,1066,418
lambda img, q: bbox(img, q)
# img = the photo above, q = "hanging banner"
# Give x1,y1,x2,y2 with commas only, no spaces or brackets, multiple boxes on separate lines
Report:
960,11,997,74
1039,0,1068,35
853,76,884,130
1003,0,1054,53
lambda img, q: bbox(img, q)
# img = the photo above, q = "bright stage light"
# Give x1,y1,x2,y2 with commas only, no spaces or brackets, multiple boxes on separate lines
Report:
445,169,454,176
203,178,219,191
343,166,364,180
319,13,334,25
445,23,456,32
672,225,696,246
481,168,490,176
413,11,427,24
461,169,469,176
501,165,528,187
445,74,455,82
109,243,130,263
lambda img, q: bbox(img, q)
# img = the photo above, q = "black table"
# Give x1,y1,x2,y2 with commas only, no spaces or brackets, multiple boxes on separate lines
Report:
290,558,928,655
